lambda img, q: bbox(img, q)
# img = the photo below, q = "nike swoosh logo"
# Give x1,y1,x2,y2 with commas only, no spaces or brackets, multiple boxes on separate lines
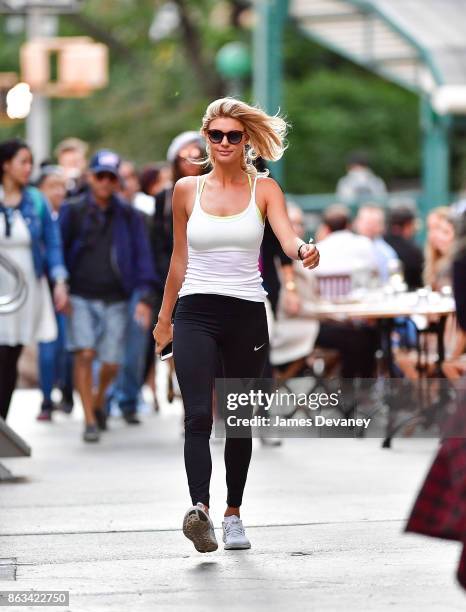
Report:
254,343,266,351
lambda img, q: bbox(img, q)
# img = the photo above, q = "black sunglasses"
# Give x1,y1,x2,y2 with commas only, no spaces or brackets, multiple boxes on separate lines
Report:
207,129,244,145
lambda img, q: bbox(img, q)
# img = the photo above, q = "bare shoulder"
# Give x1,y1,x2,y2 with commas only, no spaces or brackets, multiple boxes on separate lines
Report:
256,176,284,208
174,175,198,196
256,175,283,195
173,176,199,212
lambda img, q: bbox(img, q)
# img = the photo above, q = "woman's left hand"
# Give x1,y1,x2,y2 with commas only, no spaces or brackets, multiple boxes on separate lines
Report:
300,244,320,270
53,282,69,313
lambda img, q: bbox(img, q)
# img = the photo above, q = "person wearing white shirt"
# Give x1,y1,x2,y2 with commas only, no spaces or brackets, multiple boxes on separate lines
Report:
313,204,378,378
354,204,399,283
315,204,379,289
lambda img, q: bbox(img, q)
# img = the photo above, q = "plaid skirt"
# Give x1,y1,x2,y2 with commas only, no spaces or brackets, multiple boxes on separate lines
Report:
405,437,466,589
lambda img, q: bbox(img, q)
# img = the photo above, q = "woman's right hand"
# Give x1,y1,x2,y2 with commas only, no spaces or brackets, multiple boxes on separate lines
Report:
153,319,173,355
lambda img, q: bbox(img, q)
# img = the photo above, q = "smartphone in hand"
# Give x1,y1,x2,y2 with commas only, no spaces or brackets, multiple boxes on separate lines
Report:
160,342,173,361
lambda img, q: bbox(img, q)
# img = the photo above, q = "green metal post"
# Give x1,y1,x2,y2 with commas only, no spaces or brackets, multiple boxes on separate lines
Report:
420,97,451,218
253,0,288,185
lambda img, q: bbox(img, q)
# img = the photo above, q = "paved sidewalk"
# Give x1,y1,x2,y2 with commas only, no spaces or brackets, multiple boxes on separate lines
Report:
1,375,465,611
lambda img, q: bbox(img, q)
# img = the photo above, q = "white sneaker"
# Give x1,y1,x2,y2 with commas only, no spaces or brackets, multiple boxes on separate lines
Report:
182,502,218,553
222,515,251,550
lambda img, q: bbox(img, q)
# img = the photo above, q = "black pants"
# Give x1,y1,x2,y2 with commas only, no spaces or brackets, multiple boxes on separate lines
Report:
173,294,269,508
0,345,23,420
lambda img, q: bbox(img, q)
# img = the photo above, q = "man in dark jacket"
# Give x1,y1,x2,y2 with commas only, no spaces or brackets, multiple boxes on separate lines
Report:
59,150,159,443
384,204,424,290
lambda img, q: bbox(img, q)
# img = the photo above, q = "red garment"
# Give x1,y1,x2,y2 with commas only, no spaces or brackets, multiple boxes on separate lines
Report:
458,546,466,590
405,437,466,589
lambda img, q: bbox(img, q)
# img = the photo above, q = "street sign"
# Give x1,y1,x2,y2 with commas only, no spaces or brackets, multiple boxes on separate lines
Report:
0,1,83,13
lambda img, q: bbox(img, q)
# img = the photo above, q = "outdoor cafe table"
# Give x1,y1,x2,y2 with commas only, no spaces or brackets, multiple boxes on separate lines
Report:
307,291,456,447
309,291,456,376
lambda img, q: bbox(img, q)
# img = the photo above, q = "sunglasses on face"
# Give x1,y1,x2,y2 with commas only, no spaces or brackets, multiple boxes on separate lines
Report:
95,171,118,182
207,129,245,145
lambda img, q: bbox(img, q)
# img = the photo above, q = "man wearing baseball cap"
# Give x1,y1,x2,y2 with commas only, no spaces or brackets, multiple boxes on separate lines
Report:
59,149,160,443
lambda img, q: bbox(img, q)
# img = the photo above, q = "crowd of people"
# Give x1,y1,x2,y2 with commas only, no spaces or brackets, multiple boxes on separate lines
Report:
271,157,466,387
0,134,465,444
0,133,203,441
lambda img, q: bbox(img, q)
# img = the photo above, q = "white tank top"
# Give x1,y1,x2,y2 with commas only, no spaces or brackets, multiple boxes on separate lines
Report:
178,174,267,302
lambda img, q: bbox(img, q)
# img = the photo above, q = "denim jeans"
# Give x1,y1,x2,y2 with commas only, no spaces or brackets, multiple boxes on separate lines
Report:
39,312,74,404
107,291,150,415
67,296,128,364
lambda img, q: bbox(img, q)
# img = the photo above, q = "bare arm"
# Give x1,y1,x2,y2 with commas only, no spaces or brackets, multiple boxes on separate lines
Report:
262,178,319,269
153,178,193,351
157,178,191,323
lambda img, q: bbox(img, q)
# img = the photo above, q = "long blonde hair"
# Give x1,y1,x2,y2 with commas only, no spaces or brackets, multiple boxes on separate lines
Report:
200,97,289,176
424,206,455,288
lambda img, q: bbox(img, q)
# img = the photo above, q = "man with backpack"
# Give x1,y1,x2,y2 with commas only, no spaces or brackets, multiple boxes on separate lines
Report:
59,150,160,443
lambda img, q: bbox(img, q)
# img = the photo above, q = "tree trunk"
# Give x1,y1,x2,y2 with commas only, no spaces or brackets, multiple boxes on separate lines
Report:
172,0,223,99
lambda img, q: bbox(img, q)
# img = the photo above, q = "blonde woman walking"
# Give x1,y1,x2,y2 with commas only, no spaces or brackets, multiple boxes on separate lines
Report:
153,98,319,553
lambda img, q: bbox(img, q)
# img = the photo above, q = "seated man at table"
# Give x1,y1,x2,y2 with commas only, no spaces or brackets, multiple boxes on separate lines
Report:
354,204,399,284
384,203,424,290
313,205,379,378
271,204,378,379
316,204,380,290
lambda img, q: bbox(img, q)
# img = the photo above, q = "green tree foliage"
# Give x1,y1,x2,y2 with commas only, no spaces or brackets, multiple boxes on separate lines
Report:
282,27,420,193
0,1,424,193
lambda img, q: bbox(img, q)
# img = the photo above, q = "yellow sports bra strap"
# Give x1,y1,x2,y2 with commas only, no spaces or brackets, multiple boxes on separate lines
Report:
199,175,207,197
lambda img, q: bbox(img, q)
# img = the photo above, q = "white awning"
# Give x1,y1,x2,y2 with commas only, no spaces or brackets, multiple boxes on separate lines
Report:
290,0,466,95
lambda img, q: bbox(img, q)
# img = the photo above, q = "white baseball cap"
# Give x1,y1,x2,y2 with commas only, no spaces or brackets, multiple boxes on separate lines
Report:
167,131,205,163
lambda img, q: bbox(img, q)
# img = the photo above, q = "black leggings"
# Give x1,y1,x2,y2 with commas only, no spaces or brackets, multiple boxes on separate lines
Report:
0,345,23,420
173,294,269,508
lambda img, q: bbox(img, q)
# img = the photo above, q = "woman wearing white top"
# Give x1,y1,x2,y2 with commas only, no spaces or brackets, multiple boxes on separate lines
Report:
0,139,68,421
153,98,319,553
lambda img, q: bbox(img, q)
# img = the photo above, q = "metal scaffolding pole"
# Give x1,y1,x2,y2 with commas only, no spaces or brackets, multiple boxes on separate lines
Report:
253,0,288,185
420,97,451,216
25,8,57,166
